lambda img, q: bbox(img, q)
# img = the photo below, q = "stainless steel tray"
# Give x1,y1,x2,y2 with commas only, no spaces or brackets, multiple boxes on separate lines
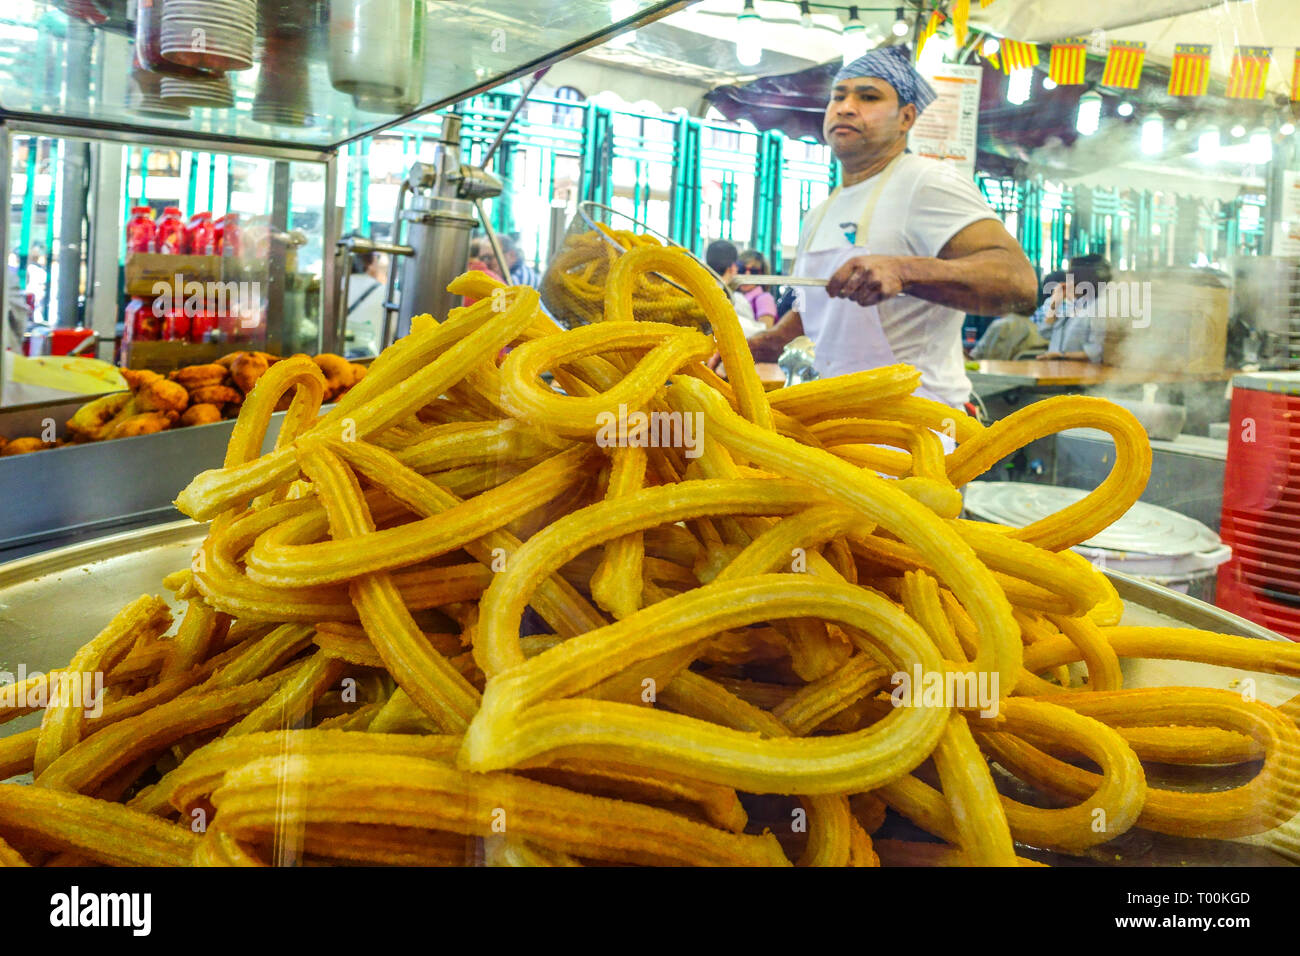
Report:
1,522,1296,865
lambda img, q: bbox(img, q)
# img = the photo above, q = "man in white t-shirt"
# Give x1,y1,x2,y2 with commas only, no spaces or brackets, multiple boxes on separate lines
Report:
746,45,1037,408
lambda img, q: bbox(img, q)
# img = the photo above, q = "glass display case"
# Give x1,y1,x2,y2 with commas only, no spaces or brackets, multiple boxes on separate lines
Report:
0,0,690,401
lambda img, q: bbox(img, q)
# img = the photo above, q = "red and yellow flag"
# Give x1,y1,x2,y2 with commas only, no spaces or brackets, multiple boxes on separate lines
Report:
1292,50,1300,101
1168,43,1211,96
1226,46,1271,99
980,0,996,7
1101,40,1145,89
1000,39,1039,74
1048,38,1088,85
952,0,970,48
918,9,944,56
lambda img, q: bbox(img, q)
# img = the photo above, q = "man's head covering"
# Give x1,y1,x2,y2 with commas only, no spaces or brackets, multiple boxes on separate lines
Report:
833,45,937,114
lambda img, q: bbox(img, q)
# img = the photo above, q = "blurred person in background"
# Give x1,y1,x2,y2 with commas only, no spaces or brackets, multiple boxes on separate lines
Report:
736,249,779,329
705,239,764,338
1034,255,1110,362
344,238,387,358
498,233,541,288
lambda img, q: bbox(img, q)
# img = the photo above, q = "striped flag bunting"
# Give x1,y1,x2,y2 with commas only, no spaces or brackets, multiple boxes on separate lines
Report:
1225,46,1271,99
1168,43,1211,96
918,9,944,56
952,0,969,48
1048,38,1088,85
1293,51,1300,101
1000,39,1039,74
980,0,996,7
1101,40,1145,89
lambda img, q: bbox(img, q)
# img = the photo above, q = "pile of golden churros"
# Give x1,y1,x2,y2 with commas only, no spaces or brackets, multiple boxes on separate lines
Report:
540,224,713,330
1,245,1298,866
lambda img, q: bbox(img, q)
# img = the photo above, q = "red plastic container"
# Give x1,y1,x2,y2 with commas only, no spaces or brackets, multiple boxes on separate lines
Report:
216,213,242,257
186,212,216,255
126,206,157,254
156,207,186,255
1217,380,1300,640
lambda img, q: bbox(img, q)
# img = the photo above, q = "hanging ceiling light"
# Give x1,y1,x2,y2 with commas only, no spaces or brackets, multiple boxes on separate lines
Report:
840,5,870,63
1116,101,1134,117
1230,123,1246,138
981,36,1001,57
1007,68,1033,105
892,7,909,37
1041,77,1057,91
736,0,763,67
1197,126,1220,157
1281,120,1297,136
1248,127,1273,164
1076,90,1102,134
799,0,813,29
1141,114,1164,154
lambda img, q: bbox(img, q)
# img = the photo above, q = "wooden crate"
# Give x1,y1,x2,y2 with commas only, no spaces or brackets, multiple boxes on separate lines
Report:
1098,275,1229,374
121,340,245,374
125,253,224,297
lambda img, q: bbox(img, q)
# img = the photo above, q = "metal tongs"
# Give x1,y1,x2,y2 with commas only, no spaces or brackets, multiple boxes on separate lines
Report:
726,274,827,289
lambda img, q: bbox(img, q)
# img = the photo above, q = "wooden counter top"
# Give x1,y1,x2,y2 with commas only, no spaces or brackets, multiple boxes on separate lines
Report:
968,359,1238,388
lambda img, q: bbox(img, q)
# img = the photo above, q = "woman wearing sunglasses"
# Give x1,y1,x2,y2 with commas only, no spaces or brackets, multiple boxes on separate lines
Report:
736,251,779,330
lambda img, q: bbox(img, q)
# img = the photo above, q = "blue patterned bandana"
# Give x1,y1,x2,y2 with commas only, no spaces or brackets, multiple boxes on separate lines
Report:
833,45,937,114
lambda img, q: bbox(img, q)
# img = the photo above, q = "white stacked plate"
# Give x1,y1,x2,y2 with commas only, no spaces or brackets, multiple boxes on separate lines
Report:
159,72,235,109
160,0,257,73
127,69,191,119
253,32,313,127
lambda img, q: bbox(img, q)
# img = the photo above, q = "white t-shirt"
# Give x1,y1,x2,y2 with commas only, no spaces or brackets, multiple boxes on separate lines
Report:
794,153,999,407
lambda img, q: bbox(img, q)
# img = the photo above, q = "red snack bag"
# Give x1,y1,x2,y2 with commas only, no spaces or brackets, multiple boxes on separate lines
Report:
125,297,161,343
126,206,157,254
186,212,216,255
163,309,191,341
156,207,186,255
190,311,219,343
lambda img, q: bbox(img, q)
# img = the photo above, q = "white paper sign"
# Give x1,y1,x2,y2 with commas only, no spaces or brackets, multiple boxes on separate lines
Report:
909,63,982,179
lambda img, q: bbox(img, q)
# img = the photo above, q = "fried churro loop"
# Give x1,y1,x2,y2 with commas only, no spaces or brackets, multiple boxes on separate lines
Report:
946,396,1152,551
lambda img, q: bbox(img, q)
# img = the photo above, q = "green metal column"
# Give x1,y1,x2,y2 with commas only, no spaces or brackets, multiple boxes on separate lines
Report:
669,116,701,252
581,105,614,208
1017,177,1042,277
137,146,149,206
343,141,357,233
751,130,783,269
18,137,37,287
359,138,371,231
494,141,516,236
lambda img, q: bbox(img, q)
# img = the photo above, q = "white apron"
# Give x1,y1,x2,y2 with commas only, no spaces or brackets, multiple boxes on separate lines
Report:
793,153,956,421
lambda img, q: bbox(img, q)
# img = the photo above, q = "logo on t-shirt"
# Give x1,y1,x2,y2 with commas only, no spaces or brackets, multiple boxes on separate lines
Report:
839,222,858,245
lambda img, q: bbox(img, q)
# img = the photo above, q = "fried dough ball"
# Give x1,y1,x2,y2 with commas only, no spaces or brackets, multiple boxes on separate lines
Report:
180,403,224,427
1,437,56,456
229,351,271,395
168,364,228,390
188,385,243,406
216,350,279,370
313,353,362,402
67,392,133,442
105,412,174,440
135,378,190,416
120,368,163,391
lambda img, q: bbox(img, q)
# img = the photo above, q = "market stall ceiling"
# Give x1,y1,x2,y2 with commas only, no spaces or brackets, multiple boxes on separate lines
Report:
0,0,690,151
973,0,1299,97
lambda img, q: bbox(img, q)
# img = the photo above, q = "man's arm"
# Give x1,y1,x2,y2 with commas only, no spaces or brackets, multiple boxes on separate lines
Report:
827,219,1039,316
747,308,803,362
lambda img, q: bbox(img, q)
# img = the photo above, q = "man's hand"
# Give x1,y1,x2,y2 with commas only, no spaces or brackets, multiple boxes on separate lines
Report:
707,330,787,372
826,255,907,307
